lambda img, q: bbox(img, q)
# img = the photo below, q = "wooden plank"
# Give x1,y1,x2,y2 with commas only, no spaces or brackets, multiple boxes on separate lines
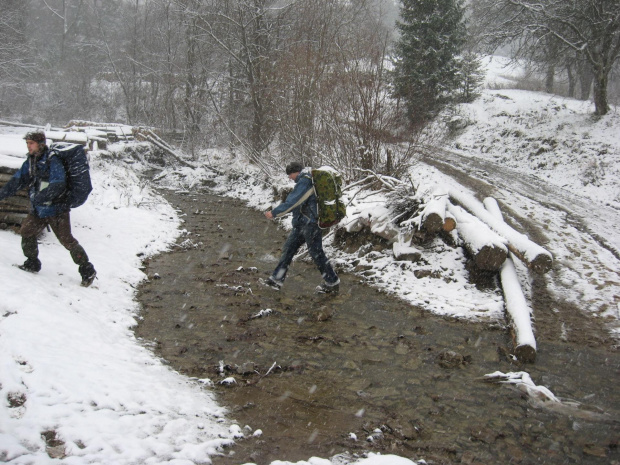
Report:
0,166,19,176
0,211,27,226
0,173,15,183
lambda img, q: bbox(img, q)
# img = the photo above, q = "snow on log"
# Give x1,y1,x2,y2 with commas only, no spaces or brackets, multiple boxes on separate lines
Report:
393,241,422,262
45,130,89,145
420,193,449,233
449,187,552,273
483,372,557,402
345,205,400,242
484,197,537,362
447,203,508,271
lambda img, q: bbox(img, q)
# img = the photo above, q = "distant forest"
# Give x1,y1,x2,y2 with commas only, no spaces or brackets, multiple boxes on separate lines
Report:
1,0,619,179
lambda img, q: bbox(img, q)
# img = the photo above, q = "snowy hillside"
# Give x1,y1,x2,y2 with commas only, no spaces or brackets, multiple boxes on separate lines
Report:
453,56,620,211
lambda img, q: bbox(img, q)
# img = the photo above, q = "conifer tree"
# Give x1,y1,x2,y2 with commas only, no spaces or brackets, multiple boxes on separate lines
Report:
392,0,467,125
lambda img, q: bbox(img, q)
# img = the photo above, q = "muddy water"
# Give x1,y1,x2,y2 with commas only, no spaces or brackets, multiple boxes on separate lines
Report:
135,190,619,465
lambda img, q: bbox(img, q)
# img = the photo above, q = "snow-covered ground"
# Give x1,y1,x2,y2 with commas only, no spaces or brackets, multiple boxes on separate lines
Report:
1,55,619,464
0,134,422,463
470,55,620,213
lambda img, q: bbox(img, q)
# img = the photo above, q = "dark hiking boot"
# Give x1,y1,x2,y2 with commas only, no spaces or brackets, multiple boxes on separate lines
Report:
260,277,283,290
18,258,41,273
315,281,340,294
79,263,97,287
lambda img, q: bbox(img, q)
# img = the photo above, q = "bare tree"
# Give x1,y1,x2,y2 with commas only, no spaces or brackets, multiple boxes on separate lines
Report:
472,0,620,115
0,1,33,83
0,2,34,119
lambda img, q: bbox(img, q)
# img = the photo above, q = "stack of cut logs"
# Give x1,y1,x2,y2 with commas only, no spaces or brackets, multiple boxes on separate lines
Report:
0,166,29,227
419,188,552,274
418,187,552,363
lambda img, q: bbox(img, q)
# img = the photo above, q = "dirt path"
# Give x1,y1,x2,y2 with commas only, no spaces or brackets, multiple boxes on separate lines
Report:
135,189,619,465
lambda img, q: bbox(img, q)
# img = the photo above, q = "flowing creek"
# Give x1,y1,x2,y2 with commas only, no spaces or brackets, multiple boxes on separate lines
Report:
135,189,619,465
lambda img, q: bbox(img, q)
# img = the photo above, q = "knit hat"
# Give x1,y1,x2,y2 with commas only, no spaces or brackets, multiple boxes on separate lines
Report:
24,130,46,144
285,162,304,175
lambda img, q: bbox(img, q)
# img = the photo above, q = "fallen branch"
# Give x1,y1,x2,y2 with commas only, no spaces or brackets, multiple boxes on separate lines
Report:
352,168,404,191
135,130,195,169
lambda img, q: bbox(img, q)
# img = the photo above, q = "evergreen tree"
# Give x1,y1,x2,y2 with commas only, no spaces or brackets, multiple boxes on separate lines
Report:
455,52,485,103
392,0,467,125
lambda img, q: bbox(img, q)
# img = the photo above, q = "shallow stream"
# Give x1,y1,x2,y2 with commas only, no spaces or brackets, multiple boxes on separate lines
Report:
135,190,619,465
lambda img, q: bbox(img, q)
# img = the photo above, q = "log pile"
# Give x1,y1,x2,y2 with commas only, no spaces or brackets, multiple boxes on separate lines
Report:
449,187,552,274
415,187,552,275
412,189,546,361
65,120,136,149
134,128,194,168
342,177,550,363
0,120,190,228
0,166,29,227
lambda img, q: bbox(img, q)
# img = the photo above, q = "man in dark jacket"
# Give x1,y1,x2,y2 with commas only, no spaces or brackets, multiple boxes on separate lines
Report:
264,162,339,293
0,130,97,287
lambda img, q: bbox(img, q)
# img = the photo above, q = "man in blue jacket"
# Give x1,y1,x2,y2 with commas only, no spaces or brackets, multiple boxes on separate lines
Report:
0,130,96,287
264,162,339,293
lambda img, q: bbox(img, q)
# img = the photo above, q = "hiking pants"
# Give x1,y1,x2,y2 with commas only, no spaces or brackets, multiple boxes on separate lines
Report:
271,216,338,285
20,212,90,266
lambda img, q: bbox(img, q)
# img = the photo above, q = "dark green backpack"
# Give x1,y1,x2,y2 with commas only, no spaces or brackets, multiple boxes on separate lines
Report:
311,167,346,228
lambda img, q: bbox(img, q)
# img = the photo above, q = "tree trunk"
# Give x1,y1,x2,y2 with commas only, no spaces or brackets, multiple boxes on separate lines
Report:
593,69,609,116
578,60,593,101
545,64,554,93
566,64,575,98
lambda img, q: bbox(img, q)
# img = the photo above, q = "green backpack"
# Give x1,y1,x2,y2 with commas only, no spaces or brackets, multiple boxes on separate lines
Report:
311,166,346,228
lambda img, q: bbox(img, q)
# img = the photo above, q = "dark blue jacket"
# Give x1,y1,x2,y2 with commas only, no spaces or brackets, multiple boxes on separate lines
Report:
0,147,68,218
271,168,318,226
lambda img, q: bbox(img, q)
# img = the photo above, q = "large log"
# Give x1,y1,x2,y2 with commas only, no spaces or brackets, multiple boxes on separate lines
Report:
0,173,14,183
0,166,19,176
46,130,89,145
0,211,27,226
447,203,508,271
420,194,449,233
484,197,537,362
449,187,553,273
0,200,30,212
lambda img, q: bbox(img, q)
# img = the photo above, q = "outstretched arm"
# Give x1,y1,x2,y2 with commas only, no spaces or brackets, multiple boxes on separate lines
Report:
270,176,313,218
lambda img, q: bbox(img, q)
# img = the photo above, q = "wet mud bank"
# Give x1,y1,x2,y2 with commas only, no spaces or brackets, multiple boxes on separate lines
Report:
135,189,619,465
